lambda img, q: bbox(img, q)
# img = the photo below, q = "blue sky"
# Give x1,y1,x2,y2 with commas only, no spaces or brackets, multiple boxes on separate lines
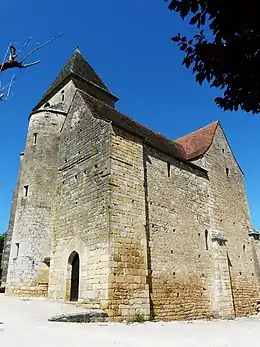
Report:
0,0,259,233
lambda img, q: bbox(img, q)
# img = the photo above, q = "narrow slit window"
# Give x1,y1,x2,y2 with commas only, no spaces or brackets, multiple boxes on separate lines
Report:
33,133,38,145
205,230,209,250
226,168,229,177
167,163,171,177
61,90,65,102
24,185,29,197
15,243,20,258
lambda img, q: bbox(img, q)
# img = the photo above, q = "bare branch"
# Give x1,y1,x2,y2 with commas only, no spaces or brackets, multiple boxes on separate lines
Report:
0,61,23,72
14,37,31,59
20,33,62,63
0,75,15,101
0,33,62,75
0,42,11,73
6,75,15,99
22,60,40,68
0,33,62,102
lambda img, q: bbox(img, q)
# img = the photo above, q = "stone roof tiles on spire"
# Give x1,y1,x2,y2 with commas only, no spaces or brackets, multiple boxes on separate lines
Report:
33,49,112,110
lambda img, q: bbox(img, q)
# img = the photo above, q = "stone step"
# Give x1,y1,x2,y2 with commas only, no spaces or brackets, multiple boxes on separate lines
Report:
48,310,108,323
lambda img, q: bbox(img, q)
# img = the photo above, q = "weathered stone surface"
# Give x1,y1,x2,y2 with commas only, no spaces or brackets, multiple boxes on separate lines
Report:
3,50,259,322
1,170,20,288
5,81,75,297
48,310,107,323
47,91,111,306
107,127,150,321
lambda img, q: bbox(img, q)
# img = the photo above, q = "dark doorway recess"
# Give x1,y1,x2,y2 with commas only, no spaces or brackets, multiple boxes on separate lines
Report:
70,252,80,301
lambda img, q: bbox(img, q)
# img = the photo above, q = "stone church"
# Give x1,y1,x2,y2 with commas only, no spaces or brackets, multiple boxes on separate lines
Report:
1,49,260,321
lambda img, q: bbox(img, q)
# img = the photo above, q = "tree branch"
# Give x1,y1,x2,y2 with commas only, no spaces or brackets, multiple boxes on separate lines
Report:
14,37,31,60
0,33,63,103
5,75,15,99
0,43,11,73
20,33,62,63
22,60,40,68
0,75,15,101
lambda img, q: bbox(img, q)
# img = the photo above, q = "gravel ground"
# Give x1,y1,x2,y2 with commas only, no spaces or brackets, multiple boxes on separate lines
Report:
1,294,260,347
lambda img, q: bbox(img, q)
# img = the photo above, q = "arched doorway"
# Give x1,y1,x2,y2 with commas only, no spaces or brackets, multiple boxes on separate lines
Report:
68,251,80,301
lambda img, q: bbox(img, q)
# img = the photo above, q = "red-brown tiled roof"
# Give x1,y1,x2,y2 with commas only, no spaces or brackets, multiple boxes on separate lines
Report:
176,121,219,160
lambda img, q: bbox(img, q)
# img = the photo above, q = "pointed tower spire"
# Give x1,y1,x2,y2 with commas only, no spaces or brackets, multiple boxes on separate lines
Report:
33,49,118,110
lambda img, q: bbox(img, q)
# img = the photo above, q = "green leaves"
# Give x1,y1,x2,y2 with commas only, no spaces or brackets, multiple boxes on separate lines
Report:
167,0,260,113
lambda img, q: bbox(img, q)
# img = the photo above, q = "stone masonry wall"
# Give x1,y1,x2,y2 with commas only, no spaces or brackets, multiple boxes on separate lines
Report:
204,125,259,316
250,235,260,284
108,127,150,322
1,189,19,288
38,80,76,111
107,122,257,321
6,111,65,297
1,153,24,288
48,92,111,310
144,146,214,320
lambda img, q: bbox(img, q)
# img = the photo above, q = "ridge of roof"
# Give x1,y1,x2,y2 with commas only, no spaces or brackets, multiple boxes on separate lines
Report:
78,91,208,170
176,121,219,160
33,49,111,110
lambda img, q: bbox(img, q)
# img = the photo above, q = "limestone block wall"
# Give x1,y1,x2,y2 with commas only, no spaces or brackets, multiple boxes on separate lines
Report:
6,110,65,296
209,233,235,318
144,146,214,320
204,125,259,316
108,127,150,321
38,80,76,111
250,235,260,284
48,92,111,309
1,190,18,288
1,153,24,288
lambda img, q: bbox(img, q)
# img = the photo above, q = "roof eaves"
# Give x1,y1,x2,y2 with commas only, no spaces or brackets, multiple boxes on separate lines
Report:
72,72,119,101
77,90,207,175
29,108,66,120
